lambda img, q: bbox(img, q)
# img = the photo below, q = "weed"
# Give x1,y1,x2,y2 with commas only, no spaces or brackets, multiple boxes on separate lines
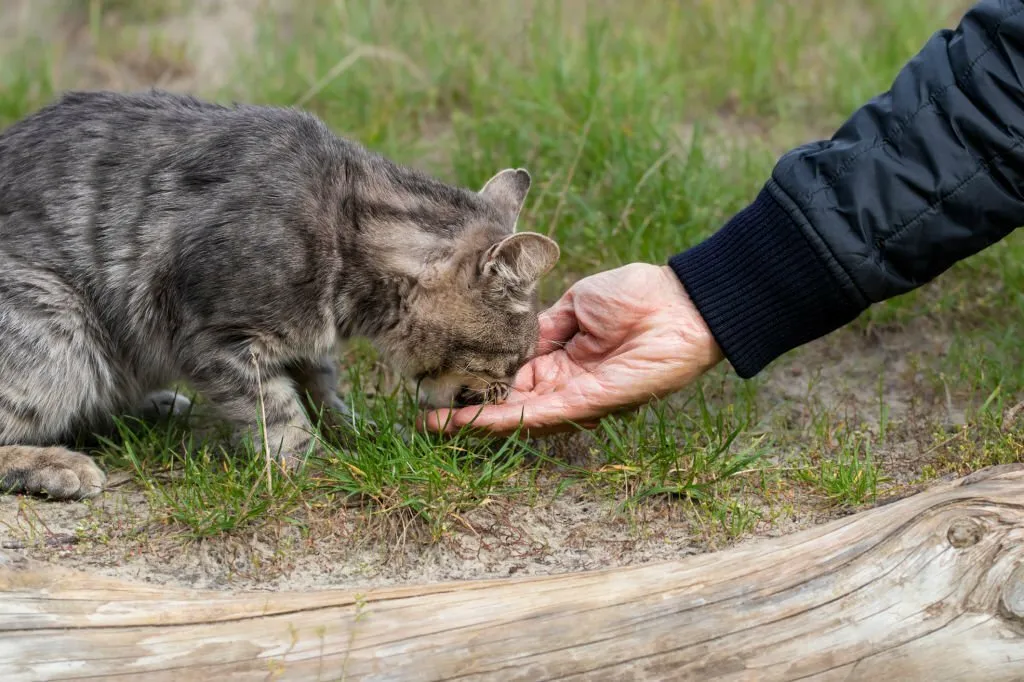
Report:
589,394,767,512
795,431,889,506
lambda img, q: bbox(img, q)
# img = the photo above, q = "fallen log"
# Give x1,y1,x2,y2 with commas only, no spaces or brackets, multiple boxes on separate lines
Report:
1,464,1023,681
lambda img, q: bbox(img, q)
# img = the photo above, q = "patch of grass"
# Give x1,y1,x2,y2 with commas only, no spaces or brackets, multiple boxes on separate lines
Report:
795,430,889,507
943,317,1024,405
92,413,293,538
920,410,1024,479
106,421,308,540
587,393,766,512
704,498,764,540
313,367,538,542
0,40,58,127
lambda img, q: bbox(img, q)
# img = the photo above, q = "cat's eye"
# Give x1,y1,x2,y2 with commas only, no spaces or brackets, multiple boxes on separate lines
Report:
460,364,504,381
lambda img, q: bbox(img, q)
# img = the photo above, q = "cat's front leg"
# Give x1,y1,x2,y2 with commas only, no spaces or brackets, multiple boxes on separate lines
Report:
289,357,413,446
287,356,352,424
135,389,194,422
185,353,315,468
287,356,373,444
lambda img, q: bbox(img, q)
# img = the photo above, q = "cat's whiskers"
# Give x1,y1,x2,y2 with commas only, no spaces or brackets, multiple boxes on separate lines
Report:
454,365,496,385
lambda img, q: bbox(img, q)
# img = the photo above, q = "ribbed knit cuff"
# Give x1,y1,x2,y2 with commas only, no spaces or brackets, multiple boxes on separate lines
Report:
668,185,865,378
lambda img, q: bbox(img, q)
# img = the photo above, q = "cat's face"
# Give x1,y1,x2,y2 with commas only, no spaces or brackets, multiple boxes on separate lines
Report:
375,168,560,409
406,268,546,409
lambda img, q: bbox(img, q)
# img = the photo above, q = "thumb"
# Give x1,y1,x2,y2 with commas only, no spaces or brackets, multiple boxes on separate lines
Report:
536,294,577,355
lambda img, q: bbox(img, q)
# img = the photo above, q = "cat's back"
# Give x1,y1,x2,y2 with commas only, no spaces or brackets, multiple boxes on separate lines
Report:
0,90,345,274
0,89,338,183
0,90,348,344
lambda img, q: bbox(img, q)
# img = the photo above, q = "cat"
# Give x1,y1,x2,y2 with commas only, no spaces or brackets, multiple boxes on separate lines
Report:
0,89,559,501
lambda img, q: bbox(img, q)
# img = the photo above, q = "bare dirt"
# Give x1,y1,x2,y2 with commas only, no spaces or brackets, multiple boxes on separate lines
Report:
1,485,702,591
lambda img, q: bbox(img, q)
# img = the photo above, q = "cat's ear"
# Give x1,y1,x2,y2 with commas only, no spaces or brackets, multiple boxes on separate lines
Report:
481,231,560,288
479,168,531,230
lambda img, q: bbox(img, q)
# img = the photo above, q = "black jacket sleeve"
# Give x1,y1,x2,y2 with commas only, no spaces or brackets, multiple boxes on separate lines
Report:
669,0,1024,378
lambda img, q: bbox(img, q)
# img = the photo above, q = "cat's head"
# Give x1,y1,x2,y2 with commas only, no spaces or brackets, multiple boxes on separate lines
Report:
372,168,560,409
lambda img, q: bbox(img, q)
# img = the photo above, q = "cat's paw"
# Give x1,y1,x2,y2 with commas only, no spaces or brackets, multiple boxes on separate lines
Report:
137,390,193,421
391,421,413,445
318,397,379,441
3,447,107,500
278,447,313,472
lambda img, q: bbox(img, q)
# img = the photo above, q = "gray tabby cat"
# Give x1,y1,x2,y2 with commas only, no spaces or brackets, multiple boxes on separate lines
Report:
0,90,559,501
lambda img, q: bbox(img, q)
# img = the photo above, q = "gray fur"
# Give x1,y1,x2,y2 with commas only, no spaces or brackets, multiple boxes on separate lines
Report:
0,90,559,500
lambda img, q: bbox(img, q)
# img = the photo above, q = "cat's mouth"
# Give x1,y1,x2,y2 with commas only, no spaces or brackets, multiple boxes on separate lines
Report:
453,385,485,408
417,378,511,409
453,382,510,408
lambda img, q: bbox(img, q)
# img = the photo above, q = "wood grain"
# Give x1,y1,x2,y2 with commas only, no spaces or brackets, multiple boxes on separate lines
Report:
2,464,1023,681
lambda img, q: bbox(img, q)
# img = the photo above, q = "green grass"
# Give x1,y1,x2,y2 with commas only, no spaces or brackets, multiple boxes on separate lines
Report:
795,430,888,507
587,393,765,510
1,0,1021,559
0,39,58,127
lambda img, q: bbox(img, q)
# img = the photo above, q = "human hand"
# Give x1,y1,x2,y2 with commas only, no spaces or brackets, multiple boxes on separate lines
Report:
418,263,724,436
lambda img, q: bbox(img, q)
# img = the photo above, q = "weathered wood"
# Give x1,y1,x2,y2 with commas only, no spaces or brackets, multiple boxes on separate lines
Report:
2,464,1023,681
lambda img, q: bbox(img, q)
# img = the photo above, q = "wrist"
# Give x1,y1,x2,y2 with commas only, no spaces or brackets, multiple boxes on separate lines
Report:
667,184,864,378
658,265,724,374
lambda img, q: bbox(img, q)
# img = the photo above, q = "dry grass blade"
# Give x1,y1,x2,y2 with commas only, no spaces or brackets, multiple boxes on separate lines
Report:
294,44,428,108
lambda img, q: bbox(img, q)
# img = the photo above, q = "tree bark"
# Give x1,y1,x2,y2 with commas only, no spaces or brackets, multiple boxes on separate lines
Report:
2,464,1023,681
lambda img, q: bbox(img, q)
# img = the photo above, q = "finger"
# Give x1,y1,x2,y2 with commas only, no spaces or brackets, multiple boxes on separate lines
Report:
415,407,459,434
418,391,588,437
416,405,601,438
535,296,577,355
510,362,536,393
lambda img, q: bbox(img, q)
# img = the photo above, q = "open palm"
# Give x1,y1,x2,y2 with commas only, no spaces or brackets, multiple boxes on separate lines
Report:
420,263,724,436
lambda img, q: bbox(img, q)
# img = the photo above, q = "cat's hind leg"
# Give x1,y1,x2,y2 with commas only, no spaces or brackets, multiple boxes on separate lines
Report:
0,268,121,499
0,446,105,499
